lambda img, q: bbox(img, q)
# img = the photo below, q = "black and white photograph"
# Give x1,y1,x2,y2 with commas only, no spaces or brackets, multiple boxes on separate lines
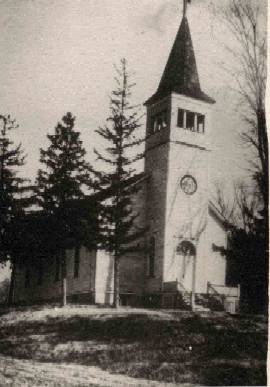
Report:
0,0,268,385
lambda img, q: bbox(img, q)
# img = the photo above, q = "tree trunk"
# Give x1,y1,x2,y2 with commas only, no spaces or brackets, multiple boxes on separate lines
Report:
61,250,67,307
257,108,268,213
113,255,120,308
7,262,15,306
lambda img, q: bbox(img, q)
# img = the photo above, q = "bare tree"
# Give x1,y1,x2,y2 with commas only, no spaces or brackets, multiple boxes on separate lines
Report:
214,179,259,233
214,181,236,225
234,181,260,232
214,0,268,217
214,178,267,313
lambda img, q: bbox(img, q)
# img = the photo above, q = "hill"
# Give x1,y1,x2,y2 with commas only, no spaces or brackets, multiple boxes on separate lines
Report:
0,306,267,386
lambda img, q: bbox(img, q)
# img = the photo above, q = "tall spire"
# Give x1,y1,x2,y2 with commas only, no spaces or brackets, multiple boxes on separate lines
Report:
145,3,215,105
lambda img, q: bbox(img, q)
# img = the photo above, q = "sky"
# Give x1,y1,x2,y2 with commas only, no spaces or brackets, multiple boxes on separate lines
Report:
0,0,268,281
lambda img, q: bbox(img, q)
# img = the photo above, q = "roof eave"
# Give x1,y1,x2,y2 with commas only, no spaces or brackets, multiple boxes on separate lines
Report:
144,90,215,107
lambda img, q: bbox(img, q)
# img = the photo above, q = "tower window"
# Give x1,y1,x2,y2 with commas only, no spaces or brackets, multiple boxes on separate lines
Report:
177,109,205,133
177,109,184,128
148,237,155,278
186,111,195,131
150,110,167,134
197,114,205,133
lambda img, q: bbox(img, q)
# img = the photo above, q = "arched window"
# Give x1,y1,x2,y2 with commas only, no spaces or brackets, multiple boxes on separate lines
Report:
148,237,155,278
176,240,196,256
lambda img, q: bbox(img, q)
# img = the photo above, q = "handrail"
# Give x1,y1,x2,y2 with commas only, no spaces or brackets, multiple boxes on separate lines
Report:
177,280,189,293
207,281,221,296
209,283,228,288
207,281,225,308
207,282,240,298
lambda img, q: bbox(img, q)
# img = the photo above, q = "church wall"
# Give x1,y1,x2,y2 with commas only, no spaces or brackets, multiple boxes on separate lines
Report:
193,212,227,294
14,246,96,304
163,141,209,285
160,94,224,295
119,253,145,294
194,226,209,293
95,250,114,304
119,180,146,296
204,211,227,288
65,247,96,297
144,138,170,294
95,250,146,305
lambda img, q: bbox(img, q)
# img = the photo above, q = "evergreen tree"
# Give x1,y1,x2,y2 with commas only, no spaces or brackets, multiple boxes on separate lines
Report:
92,59,144,308
36,112,93,306
0,114,30,304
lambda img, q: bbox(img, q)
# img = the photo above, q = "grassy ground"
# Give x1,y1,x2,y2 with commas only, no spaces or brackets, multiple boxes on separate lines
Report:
0,306,267,386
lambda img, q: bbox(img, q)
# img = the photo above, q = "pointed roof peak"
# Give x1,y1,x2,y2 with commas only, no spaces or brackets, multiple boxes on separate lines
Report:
145,14,215,105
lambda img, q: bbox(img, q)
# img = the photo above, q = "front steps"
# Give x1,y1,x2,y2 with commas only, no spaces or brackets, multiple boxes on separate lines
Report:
162,291,224,311
156,281,240,312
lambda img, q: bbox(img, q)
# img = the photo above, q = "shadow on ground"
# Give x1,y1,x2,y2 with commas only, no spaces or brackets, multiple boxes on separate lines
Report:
0,311,267,386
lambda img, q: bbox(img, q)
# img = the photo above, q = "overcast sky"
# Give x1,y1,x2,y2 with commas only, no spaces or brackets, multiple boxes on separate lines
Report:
0,0,267,189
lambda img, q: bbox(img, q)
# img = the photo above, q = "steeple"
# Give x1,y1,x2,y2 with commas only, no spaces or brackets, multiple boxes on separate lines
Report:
145,11,215,105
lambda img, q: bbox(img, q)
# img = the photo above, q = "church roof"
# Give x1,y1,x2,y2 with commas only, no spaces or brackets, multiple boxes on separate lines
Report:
145,16,215,106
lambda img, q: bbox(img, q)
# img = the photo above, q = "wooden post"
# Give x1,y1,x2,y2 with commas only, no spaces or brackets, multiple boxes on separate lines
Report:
183,110,187,129
237,284,241,299
61,250,67,307
62,277,67,307
191,242,197,311
194,113,198,132
7,262,16,306
113,255,120,308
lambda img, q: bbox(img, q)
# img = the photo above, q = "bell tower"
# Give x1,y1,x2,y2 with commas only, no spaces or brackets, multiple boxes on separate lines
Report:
144,4,215,298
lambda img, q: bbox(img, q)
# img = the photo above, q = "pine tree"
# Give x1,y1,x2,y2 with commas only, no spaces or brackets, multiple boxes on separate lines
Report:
0,114,30,303
36,112,93,306
92,59,144,308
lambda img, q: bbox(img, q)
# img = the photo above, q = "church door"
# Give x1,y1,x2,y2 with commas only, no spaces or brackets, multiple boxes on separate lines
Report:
176,241,196,291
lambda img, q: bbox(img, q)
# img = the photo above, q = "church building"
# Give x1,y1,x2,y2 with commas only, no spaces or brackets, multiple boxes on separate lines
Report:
13,5,240,311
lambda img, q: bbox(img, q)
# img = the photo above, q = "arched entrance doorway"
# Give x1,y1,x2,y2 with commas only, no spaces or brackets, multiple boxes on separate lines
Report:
176,240,196,291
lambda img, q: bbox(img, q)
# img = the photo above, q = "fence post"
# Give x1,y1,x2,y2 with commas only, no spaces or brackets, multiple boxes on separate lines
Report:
237,284,241,299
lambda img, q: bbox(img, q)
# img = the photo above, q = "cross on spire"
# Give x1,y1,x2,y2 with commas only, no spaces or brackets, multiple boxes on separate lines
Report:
183,0,191,17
